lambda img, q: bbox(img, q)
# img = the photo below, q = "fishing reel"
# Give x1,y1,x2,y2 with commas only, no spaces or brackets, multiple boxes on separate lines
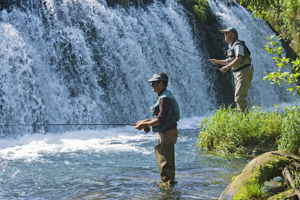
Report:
132,124,151,133
143,126,150,133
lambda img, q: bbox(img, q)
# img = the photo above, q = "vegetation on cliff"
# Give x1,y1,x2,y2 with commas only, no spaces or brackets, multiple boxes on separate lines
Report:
239,0,300,58
192,0,211,24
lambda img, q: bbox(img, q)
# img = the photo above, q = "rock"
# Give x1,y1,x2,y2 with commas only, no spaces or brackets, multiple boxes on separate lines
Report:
219,150,300,200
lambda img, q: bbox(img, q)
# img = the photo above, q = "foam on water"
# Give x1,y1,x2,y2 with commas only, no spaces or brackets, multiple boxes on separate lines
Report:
0,127,155,160
0,114,207,161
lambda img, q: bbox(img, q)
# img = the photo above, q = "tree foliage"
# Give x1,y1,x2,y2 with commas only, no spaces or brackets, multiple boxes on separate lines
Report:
239,0,280,18
263,35,300,95
192,0,211,24
239,0,300,56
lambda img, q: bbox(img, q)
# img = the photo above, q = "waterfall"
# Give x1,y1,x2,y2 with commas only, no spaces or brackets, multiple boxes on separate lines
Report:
0,0,294,136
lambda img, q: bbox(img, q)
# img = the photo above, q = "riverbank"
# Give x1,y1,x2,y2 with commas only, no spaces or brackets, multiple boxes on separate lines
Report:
219,150,300,199
198,106,300,155
197,106,300,199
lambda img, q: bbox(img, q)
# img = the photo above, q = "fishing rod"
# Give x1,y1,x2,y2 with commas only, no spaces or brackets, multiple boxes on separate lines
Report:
0,123,132,127
0,123,151,132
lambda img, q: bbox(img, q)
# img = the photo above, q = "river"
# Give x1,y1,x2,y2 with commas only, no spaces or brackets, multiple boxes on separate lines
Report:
0,117,251,199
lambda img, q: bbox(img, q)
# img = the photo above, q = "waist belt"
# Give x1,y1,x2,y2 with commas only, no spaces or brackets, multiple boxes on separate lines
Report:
166,125,177,131
233,63,251,72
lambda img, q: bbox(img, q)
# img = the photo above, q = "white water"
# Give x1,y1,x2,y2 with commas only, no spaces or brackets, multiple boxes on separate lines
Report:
0,0,213,136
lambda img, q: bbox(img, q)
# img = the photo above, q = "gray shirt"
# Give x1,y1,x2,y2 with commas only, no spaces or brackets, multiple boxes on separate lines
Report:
226,43,252,71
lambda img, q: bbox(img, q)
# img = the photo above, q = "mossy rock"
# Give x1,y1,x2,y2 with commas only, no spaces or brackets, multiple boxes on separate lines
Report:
267,189,295,200
219,150,300,200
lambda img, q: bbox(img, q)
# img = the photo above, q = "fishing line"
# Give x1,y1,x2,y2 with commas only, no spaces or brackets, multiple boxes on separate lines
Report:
124,26,221,70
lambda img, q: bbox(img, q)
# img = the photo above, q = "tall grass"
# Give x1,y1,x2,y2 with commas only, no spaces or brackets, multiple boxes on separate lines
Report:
278,107,300,154
198,106,300,155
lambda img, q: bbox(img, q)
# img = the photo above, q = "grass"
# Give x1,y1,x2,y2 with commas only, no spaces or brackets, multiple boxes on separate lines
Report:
198,106,300,155
240,181,266,200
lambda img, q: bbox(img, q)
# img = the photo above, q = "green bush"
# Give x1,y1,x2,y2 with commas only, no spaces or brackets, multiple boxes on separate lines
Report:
192,0,211,24
239,0,300,57
198,106,300,155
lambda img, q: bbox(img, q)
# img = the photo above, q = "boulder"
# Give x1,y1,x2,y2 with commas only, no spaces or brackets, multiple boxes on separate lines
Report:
219,150,300,200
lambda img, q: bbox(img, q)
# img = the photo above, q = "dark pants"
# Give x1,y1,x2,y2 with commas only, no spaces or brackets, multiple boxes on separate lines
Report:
154,128,178,183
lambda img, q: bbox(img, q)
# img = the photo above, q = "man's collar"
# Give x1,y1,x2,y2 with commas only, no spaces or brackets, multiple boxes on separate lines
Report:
157,88,166,97
229,38,238,46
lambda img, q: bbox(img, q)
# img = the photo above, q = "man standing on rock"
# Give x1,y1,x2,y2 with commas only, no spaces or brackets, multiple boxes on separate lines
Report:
208,27,253,113
135,72,180,185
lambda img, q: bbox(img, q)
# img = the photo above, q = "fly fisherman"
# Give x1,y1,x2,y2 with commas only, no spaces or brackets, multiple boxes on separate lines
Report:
208,27,253,113
135,73,180,185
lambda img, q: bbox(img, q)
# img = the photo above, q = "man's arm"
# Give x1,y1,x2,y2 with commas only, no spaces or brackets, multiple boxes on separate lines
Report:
207,59,227,66
220,55,243,73
135,98,170,131
135,118,160,130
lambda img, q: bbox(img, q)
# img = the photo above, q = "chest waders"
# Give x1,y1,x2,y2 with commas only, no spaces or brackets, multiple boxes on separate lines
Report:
152,89,180,185
155,143,175,184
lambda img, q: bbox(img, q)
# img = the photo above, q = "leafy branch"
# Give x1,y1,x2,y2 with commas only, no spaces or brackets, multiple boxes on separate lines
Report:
263,35,300,95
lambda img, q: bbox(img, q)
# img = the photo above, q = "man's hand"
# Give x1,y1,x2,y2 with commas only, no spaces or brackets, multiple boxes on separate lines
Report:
220,66,230,73
207,59,218,65
134,121,146,130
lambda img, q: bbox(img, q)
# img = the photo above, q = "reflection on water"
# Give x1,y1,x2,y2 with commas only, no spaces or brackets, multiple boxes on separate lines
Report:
0,128,250,199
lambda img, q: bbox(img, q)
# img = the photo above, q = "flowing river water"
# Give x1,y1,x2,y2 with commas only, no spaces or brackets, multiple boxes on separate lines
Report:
0,118,251,199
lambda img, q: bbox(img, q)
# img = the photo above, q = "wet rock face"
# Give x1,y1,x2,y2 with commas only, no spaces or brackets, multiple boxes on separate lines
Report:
104,0,155,8
0,0,19,11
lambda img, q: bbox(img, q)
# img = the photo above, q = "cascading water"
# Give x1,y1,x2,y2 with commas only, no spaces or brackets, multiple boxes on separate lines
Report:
0,0,294,136
209,0,295,107
0,0,297,199
0,0,215,136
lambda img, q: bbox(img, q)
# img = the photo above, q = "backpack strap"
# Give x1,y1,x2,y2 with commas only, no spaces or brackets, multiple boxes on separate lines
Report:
233,40,251,56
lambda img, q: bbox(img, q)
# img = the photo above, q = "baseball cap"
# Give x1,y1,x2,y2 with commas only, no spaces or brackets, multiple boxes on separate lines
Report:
221,27,238,36
147,73,168,83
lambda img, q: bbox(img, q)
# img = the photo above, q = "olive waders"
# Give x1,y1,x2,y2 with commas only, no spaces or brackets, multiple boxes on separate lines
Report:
154,143,175,183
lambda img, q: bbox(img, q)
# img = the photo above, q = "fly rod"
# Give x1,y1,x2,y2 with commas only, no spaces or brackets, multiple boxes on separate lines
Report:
0,123,151,132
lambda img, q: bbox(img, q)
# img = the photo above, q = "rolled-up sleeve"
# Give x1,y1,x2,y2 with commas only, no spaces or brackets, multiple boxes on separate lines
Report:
156,98,170,125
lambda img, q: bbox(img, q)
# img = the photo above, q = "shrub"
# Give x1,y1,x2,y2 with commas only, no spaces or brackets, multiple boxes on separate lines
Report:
198,106,300,155
192,0,211,24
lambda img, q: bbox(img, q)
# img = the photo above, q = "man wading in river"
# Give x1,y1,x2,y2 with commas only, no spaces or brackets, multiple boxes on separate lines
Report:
208,27,253,113
135,73,180,185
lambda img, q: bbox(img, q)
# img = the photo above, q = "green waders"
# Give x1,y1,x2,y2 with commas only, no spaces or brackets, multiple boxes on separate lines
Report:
154,143,175,183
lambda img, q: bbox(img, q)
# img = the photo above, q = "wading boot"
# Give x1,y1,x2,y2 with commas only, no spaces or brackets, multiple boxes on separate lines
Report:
154,143,175,184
